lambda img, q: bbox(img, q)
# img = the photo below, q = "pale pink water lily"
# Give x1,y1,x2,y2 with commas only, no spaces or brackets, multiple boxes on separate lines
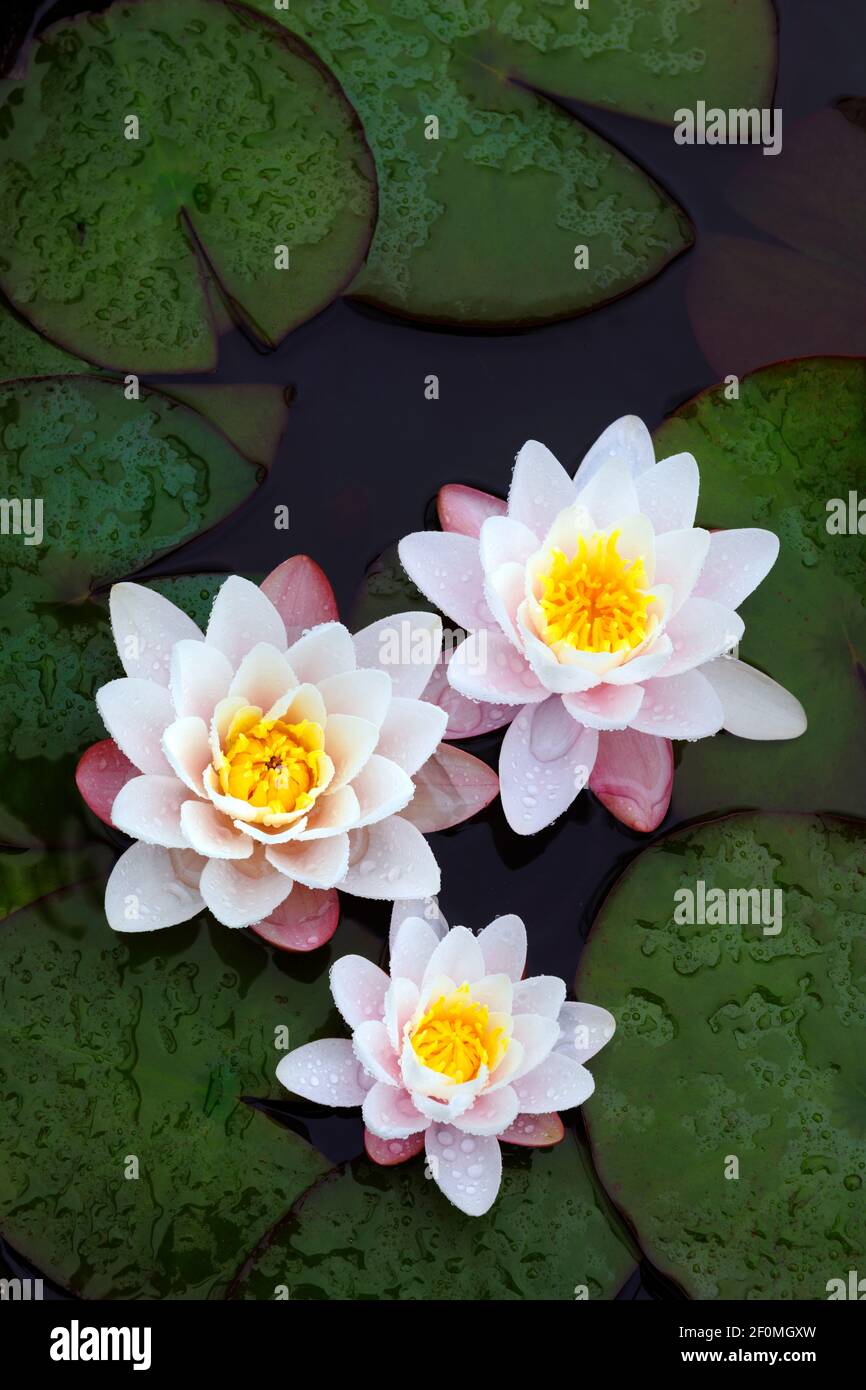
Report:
277,900,614,1216
78,557,497,943
399,416,807,835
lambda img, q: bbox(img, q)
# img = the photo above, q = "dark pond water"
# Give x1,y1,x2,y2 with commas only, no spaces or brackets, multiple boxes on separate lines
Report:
2,0,864,1301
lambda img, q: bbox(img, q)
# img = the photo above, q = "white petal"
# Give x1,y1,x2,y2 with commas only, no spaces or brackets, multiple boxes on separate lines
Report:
449,629,547,705
205,576,286,666
384,977,419,1051
285,622,356,683
391,916,447,986
296,785,360,839
654,528,711,615
513,976,566,1019
499,697,598,834
352,612,443,698
479,515,539,574
104,842,204,932
563,683,645,731
573,454,639,529
163,715,212,795
507,440,575,536
398,532,493,631
110,775,188,848
516,606,603,695
512,1051,595,1113
353,1021,402,1087
425,1124,502,1215
169,640,233,721
330,955,390,1029
555,1002,617,1062
363,1082,428,1138
477,914,526,981
452,1085,519,1137
264,682,327,726
317,668,392,726
341,818,440,901
600,632,674,686
389,897,448,954
375,697,449,775
574,415,655,487
351,754,414,827
662,597,744,677
630,669,724,740
692,528,779,610
229,643,297,710
324,713,379,789
180,800,253,859
277,1038,369,1107
701,657,807,740
109,581,202,685
96,678,174,775
199,855,291,928
266,833,350,888
509,1014,561,1082
635,452,700,533
484,561,527,648
421,926,485,992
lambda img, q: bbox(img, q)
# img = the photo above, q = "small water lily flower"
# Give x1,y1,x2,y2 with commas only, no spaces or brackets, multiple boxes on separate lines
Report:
399,416,807,835
78,557,498,945
277,902,615,1216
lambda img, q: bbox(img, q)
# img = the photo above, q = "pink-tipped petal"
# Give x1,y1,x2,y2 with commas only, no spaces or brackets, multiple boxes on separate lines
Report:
286,622,356,684
206,576,286,666
352,1021,402,1087
352,612,443,699
109,582,202,685
260,555,339,643
508,440,575,536
512,1051,594,1113
398,532,493,631
631,669,724,740
422,655,516,740
425,1124,501,1216
589,728,673,832
76,739,137,828
452,1084,520,1136
277,1038,369,1107
250,885,339,952
563,683,645,731
330,954,390,1028
401,742,498,833
692,528,780,611
499,697,598,835
363,1082,429,1139
110,775,188,848
449,629,547,706
499,1112,565,1148
437,483,506,537
364,1128,425,1166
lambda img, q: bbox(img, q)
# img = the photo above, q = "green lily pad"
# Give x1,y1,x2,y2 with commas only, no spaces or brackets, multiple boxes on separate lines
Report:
230,1129,636,1300
0,0,376,371
577,812,866,1300
653,358,866,821
253,0,774,322
0,867,360,1298
0,302,87,378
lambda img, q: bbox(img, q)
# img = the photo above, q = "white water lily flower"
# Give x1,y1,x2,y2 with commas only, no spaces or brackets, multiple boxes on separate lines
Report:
277,904,614,1216
93,575,456,932
399,416,807,835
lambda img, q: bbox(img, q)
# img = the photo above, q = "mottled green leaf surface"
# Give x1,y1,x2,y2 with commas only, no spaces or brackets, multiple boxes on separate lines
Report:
0,0,376,370
0,871,340,1298
653,359,866,821
253,0,774,322
231,1130,636,1300
578,814,866,1299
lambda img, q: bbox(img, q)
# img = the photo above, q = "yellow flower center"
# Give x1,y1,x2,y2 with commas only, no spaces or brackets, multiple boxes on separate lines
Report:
538,529,655,654
410,984,508,1084
216,706,328,818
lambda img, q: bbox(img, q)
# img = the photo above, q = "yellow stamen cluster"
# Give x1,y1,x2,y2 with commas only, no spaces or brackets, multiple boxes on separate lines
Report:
410,984,508,1084
538,529,655,653
217,706,327,818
